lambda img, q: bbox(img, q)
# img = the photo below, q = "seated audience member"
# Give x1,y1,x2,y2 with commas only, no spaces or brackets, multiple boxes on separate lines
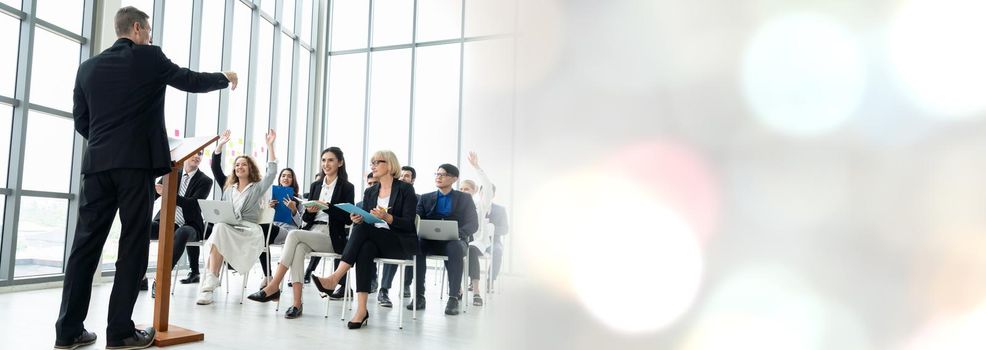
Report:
312,150,419,329
248,147,354,319
378,165,418,306
408,164,478,315
257,167,304,281
458,152,495,306
195,129,279,305
486,196,509,291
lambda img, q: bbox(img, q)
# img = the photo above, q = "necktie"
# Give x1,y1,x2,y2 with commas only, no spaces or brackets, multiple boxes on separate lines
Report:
175,173,190,226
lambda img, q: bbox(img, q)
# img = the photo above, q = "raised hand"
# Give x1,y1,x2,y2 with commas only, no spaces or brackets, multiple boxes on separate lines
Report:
467,151,480,169
217,129,231,149
266,129,276,145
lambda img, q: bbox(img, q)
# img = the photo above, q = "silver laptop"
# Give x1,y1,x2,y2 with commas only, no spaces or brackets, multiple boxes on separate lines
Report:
418,219,460,241
198,199,239,225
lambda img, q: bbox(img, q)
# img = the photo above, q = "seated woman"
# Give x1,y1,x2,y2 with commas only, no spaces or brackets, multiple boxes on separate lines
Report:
196,129,279,305
312,150,419,329
247,147,355,319
258,167,304,281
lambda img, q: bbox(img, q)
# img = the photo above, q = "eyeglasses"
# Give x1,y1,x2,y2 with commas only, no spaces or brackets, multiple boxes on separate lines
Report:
370,160,387,166
434,173,454,178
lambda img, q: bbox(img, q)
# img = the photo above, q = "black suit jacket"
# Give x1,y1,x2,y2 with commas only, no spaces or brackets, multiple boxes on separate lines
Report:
361,179,419,256
301,178,355,239
153,170,212,235
73,38,230,177
418,189,479,242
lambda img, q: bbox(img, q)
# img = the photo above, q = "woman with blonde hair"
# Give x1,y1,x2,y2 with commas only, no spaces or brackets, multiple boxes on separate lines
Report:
196,129,279,305
312,150,419,329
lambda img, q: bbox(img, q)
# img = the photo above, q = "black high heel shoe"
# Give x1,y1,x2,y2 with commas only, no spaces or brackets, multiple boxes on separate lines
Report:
347,311,369,329
311,275,336,297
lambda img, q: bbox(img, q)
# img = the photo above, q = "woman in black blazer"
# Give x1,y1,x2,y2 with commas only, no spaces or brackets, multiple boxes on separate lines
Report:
313,150,419,329
247,147,354,319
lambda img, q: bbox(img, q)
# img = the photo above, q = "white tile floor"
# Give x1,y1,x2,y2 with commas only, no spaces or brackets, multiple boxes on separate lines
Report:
0,268,510,349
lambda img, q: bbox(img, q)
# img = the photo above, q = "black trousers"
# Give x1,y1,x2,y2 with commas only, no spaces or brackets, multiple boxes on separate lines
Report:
415,239,467,298
341,224,407,293
149,221,201,273
55,169,154,342
258,224,280,277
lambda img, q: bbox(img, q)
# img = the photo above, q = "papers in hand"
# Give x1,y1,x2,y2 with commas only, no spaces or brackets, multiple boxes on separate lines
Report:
300,200,329,210
334,203,385,224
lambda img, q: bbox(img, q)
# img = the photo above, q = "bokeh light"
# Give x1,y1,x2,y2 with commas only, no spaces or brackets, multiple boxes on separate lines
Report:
889,0,986,119
741,13,865,137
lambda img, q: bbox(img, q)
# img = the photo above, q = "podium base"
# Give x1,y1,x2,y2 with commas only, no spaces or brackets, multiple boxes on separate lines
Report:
136,324,204,347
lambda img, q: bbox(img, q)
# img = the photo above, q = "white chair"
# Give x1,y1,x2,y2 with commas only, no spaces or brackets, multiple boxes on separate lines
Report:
372,257,416,329
222,207,275,304
304,251,342,317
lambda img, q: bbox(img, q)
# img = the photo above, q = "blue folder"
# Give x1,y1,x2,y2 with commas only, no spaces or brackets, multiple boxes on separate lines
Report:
334,203,385,224
271,186,296,224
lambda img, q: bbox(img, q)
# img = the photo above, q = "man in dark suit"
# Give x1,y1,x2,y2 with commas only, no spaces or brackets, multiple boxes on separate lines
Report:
408,164,478,316
139,150,212,297
55,6,236,350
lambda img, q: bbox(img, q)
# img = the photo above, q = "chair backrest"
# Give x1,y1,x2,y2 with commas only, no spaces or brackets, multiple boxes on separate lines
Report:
259,207,275,225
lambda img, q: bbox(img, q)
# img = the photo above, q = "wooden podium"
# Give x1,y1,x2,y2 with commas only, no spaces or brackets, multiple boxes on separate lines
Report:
139,135,218,347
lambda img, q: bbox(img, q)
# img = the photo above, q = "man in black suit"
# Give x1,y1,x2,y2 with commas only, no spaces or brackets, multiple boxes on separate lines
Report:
408,164,478,315
139,150,212,297
55,6,236,350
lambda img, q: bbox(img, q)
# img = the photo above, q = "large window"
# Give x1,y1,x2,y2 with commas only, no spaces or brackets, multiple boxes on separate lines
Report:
325,53,367,185
411,44,461,194
1,0,319,284
14,196,68,277
367,49,411,165
162,0,193,137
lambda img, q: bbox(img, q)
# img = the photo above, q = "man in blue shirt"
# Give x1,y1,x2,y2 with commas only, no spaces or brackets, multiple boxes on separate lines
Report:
409,164,477,315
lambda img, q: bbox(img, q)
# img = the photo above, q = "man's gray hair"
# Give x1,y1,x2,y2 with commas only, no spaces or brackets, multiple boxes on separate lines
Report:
115,6,149,37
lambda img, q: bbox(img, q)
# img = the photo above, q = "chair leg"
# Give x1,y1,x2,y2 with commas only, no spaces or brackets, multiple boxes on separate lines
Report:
412,260,417,320
440,264,446,301
398,263,405,330
463,256,468,314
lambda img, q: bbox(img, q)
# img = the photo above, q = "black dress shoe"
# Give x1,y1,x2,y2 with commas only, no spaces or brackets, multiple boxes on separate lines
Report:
138,278,148,291
150,281,156,299
284,305,303,319
328,287,346,300
54,329,97,349
347,311,369,329
406,295,426,310
247,289,281,302
473,294,484,306
179,272,200,284
377,291,393,308
303,272,312,284
106,327,155,350
402,287,411,298
445,297,461,315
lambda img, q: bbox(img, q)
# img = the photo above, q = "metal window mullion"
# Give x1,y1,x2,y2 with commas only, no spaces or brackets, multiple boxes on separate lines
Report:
215,0,235,199
185,0,205,137
33,18,87,44
19,190,75,200
0,96,18,107
242,6,260,156
271,0,285,167
25,103,71,118
407,0,417,166
361,0,372,169
152,0,164,43
0,2,25,19
1,0,39,281
306,0,326,186
64,0,96,274
455,0,465,170
320,0,334,150
507,0,519,275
